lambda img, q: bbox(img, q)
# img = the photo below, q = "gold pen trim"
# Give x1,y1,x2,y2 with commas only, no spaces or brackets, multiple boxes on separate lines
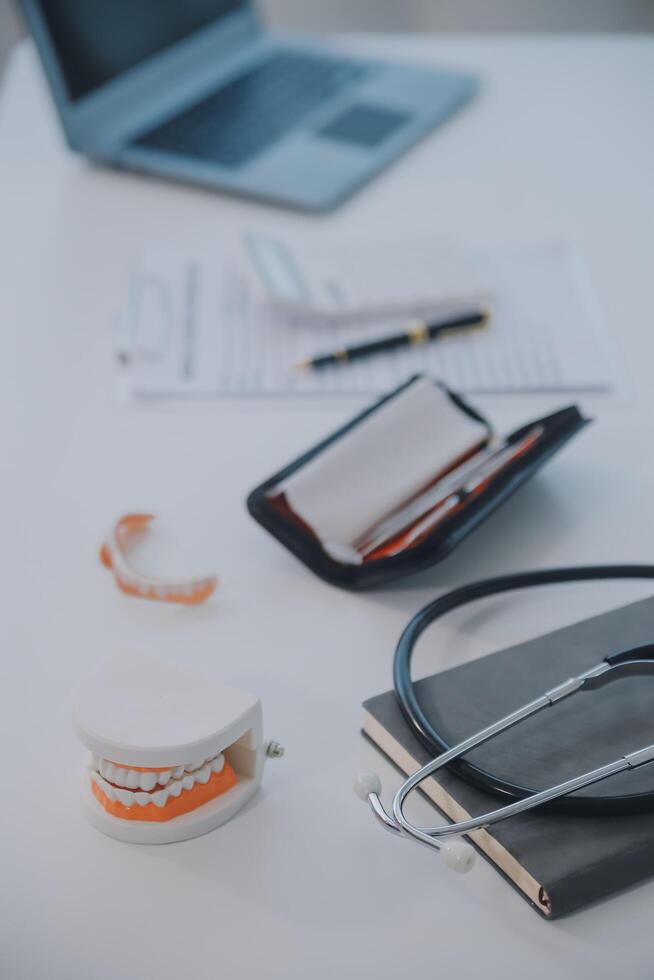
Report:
408,322,429,345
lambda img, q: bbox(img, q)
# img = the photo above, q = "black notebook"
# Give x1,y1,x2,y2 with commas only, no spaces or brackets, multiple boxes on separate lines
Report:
363,595,654,919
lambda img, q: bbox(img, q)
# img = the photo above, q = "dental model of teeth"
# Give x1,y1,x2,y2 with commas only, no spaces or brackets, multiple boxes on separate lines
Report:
100,513,218,605
89,752,237,822
74,653,283,844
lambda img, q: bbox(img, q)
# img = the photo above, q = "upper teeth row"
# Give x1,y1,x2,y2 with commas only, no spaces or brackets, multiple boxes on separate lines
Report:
90,755,225,809
93,754,224,791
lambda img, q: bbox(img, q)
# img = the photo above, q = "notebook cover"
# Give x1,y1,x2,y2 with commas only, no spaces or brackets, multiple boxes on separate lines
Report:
362,595,654,918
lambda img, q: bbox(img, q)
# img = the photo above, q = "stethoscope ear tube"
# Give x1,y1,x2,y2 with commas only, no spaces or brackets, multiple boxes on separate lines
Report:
605,642,654,667
392,565,654,816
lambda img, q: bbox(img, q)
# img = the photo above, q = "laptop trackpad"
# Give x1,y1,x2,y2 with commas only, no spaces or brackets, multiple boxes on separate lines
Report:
317,104,411,148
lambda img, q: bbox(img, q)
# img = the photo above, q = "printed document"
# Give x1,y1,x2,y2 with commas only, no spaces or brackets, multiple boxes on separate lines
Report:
116,239,614,401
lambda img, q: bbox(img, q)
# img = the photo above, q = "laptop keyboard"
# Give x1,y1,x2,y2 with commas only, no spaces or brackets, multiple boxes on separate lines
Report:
134,50,371,168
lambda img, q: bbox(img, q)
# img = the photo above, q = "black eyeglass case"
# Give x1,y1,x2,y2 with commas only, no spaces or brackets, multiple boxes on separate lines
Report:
246,375,591,590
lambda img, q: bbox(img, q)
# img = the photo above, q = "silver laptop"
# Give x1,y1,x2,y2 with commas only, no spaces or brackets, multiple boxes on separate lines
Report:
19,1,477,212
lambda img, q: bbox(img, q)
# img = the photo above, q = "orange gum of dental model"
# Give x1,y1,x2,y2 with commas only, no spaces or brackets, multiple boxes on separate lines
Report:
92,762,238,822
100,513,218,605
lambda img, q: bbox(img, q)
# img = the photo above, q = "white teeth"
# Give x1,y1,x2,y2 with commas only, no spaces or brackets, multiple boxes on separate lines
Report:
114,787,135,808
139,771,157,791
92,771,115,801
92,750,226,814
113,767,128,787
196,764,211,785
125,770,140,789
185,758,209,773
99,760,114,782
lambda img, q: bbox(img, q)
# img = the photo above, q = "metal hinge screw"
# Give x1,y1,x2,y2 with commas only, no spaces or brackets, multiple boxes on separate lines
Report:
266,740,285,759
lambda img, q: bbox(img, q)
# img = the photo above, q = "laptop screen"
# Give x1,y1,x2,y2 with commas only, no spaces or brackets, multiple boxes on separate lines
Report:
35,0,246,102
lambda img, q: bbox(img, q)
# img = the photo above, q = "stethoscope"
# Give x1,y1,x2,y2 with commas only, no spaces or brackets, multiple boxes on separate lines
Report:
354,565,654,874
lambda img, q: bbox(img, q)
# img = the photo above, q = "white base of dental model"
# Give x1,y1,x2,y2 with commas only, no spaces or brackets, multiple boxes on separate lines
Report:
74,652,283,845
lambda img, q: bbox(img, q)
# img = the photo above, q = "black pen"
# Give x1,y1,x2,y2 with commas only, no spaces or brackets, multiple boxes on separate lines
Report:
294,307,491,371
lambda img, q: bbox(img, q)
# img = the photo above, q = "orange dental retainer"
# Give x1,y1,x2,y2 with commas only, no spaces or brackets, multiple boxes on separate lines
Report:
100,513,218,605
74,653,284,844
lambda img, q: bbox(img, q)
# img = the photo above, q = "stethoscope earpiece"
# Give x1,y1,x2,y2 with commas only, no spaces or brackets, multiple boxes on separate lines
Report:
353,771,382,801
440,840,476,874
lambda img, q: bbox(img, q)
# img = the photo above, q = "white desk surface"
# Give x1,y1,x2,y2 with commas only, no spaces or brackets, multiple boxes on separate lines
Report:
1,34,654,980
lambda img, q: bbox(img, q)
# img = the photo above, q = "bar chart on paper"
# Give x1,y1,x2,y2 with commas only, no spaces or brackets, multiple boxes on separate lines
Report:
116,242,615,402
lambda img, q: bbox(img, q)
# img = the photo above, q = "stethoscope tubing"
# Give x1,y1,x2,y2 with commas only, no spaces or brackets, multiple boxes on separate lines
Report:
393,564,654,815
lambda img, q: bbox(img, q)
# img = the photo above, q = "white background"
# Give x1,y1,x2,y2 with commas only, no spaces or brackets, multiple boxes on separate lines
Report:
1,32,654,980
